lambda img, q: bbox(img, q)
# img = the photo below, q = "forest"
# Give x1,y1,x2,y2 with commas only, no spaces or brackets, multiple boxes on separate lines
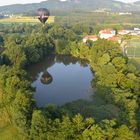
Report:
0,23,140,140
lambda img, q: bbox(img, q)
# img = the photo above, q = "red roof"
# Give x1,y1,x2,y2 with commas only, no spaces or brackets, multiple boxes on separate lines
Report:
107,36,121,42
118,30,128,33
83,35,98,39
99,29,114,34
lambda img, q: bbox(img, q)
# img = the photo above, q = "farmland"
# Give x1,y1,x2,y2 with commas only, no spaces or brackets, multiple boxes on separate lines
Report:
0,16,55,24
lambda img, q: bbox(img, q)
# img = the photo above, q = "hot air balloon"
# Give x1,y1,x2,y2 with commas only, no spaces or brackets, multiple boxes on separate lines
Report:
40,71,53,85
37,8,50,24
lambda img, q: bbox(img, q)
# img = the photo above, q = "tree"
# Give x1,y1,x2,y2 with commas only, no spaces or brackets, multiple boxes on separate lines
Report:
12,90,34,134
97,53,110,66
114,125,136,140
112,57,126,71
4,43,26,67
0,35,4,45
30,110,47,140
82,125,105,140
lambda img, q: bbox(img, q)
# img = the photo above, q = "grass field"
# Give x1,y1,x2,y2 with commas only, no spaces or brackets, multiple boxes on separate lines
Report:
127,48,140,57
0,16,55,24
126,37,140,58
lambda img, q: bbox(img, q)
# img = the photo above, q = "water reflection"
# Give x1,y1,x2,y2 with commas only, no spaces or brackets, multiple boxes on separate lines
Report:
41,71,53,85
27,55,93,107
28,55,89,82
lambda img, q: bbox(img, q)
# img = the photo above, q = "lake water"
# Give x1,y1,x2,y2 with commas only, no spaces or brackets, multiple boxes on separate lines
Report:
27,55,94,107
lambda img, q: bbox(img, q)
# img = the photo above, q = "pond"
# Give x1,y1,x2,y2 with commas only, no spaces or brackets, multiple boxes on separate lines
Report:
27,55,94,107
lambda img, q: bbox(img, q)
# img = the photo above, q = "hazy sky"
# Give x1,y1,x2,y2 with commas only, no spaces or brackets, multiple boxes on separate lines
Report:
116,0,139,2
0,0,139,6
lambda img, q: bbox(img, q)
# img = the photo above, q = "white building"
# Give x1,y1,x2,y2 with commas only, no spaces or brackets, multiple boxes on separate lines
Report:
99,29,116,39
118,30,130,35
118,29,140,36
134,28,140,31
119,12,132,15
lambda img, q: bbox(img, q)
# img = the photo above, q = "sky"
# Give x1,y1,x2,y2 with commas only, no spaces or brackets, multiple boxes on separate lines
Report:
0,0,139,6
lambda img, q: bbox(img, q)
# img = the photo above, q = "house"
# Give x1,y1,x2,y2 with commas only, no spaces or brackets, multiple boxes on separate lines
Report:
118,28,140,36
134,28,140,31
119,12,132,15
129,32,140,36
82,27,140,45
99,29,116,39
83,35,98,43
118,30,130,35
107,36,122,44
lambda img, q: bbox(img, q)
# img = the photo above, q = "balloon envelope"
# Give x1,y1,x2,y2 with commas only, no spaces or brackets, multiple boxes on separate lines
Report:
37,8,50,24
40,71,53,85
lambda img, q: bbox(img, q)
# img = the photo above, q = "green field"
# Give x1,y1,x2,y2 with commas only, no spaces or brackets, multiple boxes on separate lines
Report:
127,47,140,57
126,37,140,58
0,16,55,24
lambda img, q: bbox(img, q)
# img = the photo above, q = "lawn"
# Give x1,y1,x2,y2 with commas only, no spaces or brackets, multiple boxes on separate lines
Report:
0,16,55,24
126,37,140,58
127,47,140,57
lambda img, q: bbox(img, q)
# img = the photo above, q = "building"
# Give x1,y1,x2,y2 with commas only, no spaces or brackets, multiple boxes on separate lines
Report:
119,12,132,15
107,36,122,44
118,30,130,35
118,28,140,36
99,29,116,39
83,28,140,45
83,35,98,43
130,32,139,36
134,28,140,31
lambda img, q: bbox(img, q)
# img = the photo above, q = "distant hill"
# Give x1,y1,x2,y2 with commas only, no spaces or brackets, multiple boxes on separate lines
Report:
0,0,140,15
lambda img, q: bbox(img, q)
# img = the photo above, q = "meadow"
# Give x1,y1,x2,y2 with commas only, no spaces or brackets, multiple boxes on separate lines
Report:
0,16,55,24
126,37,140,58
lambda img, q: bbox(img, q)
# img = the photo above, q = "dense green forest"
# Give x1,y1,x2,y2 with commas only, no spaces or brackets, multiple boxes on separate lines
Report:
0,23,140,140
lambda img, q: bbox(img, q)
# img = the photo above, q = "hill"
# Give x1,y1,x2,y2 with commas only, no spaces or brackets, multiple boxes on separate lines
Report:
0,0,140,15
